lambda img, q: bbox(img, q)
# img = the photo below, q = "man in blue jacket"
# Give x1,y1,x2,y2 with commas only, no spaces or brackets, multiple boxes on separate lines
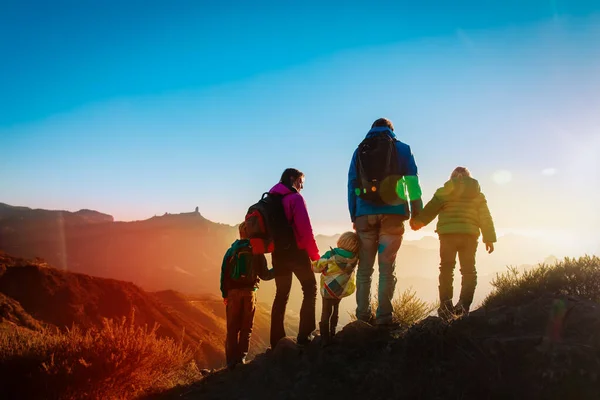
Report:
348,118,423,326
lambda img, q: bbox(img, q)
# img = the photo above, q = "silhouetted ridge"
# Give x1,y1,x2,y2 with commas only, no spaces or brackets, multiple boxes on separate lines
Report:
0,202,113,224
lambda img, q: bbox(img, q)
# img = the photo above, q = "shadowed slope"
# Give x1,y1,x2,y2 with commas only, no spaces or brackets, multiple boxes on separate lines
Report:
155,256,600,400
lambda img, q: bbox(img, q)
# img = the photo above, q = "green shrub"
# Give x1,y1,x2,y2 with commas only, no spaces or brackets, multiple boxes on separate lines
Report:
0,313,200,399
391,288,437,327
484,255,600,308
350,287,435,329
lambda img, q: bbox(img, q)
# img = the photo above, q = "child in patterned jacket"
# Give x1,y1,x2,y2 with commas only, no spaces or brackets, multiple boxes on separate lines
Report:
312,231,359,346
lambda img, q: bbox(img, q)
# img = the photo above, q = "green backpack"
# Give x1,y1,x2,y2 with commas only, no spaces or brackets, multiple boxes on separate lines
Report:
228,240,257,286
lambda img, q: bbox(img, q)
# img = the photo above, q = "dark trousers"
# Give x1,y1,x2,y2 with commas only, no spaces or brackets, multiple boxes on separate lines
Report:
270,249,317,348
226,288,256,366
320,298,341,329
439,234,478,308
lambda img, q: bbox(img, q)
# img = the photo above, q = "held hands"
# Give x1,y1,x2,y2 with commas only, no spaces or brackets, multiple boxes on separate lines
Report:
485,242,495,254
409,218,424,231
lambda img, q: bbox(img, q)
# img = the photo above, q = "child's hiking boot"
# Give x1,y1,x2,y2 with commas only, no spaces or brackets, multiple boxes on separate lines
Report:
297,334,312,348
453,301,470,317
319,322,331,347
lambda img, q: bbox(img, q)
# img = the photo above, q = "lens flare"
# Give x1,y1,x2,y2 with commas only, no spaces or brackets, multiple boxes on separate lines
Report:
492,170,512,185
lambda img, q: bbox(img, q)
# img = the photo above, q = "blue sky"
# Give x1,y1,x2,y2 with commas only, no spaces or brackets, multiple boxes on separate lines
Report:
1,1,599,254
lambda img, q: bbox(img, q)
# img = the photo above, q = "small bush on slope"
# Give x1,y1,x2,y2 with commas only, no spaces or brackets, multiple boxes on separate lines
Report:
391,288,437,327
350,287,436,329
484,255,600,308
0,313,200,399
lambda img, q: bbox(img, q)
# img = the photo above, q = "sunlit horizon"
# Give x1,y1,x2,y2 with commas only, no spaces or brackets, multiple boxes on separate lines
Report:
3,198,596,260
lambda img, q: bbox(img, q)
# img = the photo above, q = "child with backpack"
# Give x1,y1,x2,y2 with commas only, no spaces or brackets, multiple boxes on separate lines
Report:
220,222,274,369
410,167,497,319
312,231,359,346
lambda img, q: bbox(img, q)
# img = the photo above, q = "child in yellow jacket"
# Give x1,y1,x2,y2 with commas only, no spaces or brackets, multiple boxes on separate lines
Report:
312,231,359,346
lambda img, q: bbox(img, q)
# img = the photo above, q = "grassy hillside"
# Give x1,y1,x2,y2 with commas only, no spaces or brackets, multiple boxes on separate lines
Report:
0,250,299,399
0,251,226,367
158,255,600,400
483,254,600,307
1,316,200,399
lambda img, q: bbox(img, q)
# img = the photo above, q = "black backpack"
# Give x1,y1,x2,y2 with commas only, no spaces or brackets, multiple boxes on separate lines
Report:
355,132,403,206
245,192,297,254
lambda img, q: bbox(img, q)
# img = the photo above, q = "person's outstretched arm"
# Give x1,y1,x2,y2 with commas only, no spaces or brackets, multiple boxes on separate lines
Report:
256,255,275,281
403,146,424,217
415,195,443,227
311,257,329,273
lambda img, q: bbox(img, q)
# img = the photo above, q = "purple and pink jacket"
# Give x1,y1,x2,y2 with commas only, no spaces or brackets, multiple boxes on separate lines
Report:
269,183,320,261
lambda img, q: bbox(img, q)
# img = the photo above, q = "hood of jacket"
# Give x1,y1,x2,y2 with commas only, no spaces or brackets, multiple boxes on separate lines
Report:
331,247,358,269
365,126,397,140
269,182,297,196
435,177,481,201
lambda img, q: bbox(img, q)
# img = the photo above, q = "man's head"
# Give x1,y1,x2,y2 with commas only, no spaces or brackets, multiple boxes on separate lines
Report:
337,231,360,254
280,168,305,192
450,166,472,179
371,118,394,131
238,221,248,239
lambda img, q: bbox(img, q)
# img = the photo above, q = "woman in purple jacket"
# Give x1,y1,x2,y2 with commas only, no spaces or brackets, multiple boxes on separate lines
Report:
269,168,320,348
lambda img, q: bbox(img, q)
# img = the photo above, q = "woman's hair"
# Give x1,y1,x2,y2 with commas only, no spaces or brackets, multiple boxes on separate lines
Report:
371,117,394,131
280,168,305,187
450,166,472,179
337,231,360,254
238,221,248,239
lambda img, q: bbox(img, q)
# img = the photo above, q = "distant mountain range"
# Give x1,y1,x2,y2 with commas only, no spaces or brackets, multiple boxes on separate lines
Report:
0,202,237,294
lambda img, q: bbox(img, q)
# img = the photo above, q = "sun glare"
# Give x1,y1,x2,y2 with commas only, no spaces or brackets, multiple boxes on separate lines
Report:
492,170,513,185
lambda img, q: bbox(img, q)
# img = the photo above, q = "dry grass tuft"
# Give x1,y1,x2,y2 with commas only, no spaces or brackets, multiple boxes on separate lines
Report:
0,312,201,399
484,255,600,308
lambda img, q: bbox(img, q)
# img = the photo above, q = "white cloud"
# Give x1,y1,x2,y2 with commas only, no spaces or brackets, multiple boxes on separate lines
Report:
542,168,557,176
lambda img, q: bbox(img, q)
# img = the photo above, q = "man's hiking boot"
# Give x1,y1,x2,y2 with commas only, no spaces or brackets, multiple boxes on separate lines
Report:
376,321,401,330
358,315,377,326
454,301,470,317
437,300,454,321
